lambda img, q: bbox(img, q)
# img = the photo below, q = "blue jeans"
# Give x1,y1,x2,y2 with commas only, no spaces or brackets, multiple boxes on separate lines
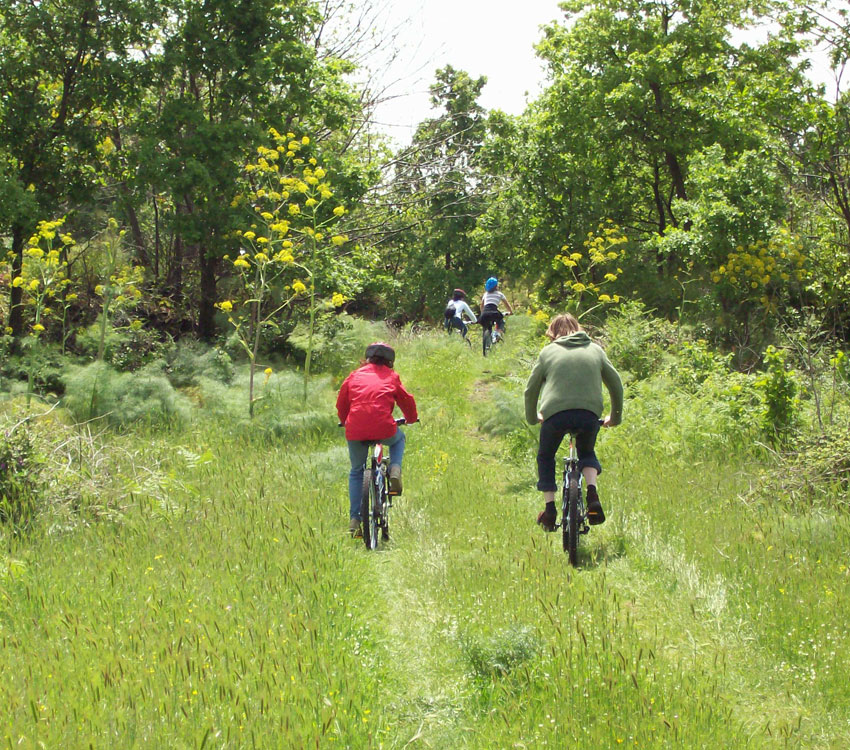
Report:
536,409,602,492
348,428,406,520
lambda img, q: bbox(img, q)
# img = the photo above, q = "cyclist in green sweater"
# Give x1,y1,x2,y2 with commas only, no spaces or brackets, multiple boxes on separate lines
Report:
524,313,623,530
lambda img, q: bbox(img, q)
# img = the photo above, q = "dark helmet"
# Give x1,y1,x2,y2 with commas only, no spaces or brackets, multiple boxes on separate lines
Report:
365,342,395,364
453,288,466,299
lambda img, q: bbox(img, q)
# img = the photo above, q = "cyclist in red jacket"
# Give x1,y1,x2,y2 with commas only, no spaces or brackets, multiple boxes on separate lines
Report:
337,342,418,536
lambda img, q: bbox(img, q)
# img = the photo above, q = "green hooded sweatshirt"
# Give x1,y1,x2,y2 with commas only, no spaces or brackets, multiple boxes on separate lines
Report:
524,332,623,425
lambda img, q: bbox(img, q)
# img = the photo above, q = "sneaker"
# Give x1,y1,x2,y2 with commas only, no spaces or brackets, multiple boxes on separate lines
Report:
388,464,402,496
349,518,362,537
537,507,557,532
586,487,605,525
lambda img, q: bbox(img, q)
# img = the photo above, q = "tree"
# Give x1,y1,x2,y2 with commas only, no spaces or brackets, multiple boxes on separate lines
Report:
0,0,156,337
377,65,490,318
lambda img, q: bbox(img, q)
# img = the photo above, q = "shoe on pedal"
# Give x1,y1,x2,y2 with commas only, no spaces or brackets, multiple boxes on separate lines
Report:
586,487,605,525
388,464,402,496
349,518,362,537
537,507,557,532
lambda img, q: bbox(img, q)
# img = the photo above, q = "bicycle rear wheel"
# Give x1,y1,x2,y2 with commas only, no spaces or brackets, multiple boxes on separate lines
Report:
482,325,491,356
566,476,580,566
361,467,380,550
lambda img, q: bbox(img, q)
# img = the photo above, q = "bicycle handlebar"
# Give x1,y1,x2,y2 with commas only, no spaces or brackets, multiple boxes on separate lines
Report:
338,418,421,427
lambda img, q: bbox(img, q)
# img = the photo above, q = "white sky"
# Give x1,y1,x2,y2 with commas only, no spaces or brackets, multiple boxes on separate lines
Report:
366,0,564,146
365,0,842,148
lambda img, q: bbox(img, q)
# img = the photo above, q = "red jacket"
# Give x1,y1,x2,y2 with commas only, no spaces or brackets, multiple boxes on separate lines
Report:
336,363,418,441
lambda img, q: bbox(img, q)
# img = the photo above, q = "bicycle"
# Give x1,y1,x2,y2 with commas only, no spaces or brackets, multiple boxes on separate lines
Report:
480,311,510,357
445,316,473,347
355,418,417,550
557,420,604,566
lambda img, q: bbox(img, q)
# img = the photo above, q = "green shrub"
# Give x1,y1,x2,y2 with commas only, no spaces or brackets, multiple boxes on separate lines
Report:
62,361,191,427
0,423,43,529
755,346,799,442
76,318,173,372
601,301,679,380
671,338,731,391
167,341,234,387
287,314,386,377
745,424,850,511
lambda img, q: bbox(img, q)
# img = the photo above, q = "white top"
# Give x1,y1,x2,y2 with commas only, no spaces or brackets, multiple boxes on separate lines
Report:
481,290,507,309
448,299,477,323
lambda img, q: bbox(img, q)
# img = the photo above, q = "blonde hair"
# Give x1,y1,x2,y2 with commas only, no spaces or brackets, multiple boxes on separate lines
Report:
545,313,581,341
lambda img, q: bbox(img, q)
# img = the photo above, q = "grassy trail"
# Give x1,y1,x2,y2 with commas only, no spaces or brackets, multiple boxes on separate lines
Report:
2,322,849,747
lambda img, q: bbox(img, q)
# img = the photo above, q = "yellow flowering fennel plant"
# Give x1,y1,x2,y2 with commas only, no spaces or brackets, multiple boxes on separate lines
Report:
94,219,145,361
8,218,76,403
223,128,348,413
711,230,809,313
553,221,627,317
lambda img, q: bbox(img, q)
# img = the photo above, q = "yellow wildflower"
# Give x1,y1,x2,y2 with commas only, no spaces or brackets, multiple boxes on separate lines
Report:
333,206,345,216
12,276,23,288
331,292,345,307
32,323,45,333
292,280,307,295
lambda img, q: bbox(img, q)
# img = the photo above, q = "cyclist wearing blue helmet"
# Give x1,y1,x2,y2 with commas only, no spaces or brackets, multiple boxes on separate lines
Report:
479,277,513,335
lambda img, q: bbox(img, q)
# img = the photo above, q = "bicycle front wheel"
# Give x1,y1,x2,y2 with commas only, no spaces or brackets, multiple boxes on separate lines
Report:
566,476,580,566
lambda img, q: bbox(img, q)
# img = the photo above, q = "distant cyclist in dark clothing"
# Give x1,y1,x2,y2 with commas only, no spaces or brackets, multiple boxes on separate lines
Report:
444,288,477,341
479,277,513,336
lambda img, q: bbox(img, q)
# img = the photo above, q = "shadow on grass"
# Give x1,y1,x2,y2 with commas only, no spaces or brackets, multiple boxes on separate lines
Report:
580,530,628,569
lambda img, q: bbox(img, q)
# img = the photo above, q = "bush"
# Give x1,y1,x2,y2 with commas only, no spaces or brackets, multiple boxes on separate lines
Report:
62,361,191,427
166,340,234,387
287,314,387,377
745,424,850,511
0,423,43,529
755,346,799,442
75,318,173,372
601,301,680,380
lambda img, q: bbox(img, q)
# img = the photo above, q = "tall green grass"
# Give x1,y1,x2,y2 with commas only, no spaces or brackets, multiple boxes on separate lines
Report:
2,317,848,747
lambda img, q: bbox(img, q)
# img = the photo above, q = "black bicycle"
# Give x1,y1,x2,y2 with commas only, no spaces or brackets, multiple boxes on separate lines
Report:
358,418,416,550
481,312,509,357
557,422,603,566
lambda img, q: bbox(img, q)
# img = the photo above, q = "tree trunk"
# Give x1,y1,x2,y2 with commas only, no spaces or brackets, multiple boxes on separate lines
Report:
198,250,217,339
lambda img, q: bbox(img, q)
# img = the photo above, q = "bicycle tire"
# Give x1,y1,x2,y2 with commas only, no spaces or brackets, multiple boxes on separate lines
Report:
482,325,491,356
361,466,378,550
567,476,580,566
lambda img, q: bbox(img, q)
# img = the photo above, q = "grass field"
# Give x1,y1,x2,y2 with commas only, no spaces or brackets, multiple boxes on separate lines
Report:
2,319,849,747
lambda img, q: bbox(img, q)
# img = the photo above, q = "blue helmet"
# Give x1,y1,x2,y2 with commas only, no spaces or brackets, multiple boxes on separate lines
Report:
485,277,498,292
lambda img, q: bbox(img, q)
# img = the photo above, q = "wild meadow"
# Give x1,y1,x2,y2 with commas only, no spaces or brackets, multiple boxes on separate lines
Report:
2,314,848,748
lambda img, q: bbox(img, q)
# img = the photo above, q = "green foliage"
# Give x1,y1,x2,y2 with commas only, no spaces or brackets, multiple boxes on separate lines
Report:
671,339,731,391
755,346,800,442
287,314,388,377
0,423,43,529
601,301,680,380
747,424,850,511
62,361,191,427
166,341,233,388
